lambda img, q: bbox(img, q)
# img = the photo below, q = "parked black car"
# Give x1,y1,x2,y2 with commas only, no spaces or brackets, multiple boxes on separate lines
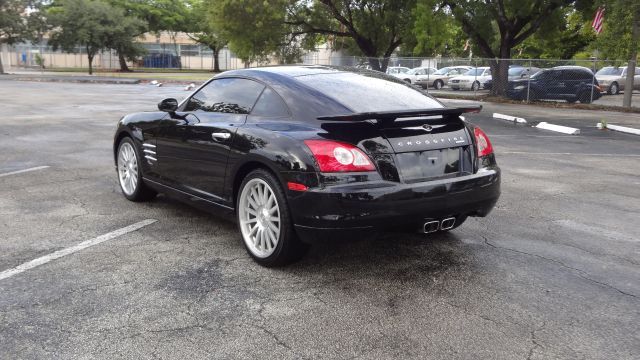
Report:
113,66,501,266
506,66,602,103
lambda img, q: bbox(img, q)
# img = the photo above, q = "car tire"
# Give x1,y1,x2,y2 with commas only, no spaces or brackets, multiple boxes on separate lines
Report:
578,91,592,104
236,168,306,267
403,78,411,84
471,81,480,91
434,80,444,89
608,82,619,95
116,137,157,202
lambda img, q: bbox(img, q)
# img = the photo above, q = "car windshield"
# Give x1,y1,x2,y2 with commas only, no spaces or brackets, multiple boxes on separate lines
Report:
296,72,442,112
433,67,450,75
530,70,551,79
388,67,408,74
508,68,524,76
407,68,424,75
596,67,623,76
465,68,486,76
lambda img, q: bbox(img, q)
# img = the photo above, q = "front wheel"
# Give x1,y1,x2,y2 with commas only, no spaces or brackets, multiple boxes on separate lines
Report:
608,82,619,95
471,81,480,91
116,137,156,202
434,80,444,89
237,169,306,267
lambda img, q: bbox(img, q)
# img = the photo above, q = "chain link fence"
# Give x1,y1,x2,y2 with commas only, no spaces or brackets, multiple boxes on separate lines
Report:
4,42,638,108
304,56,639,108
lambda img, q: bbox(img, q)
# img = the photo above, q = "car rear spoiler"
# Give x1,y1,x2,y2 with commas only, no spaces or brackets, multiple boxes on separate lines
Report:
316,105,482,122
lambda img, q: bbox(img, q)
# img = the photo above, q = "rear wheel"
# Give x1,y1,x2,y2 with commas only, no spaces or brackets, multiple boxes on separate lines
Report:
608,82,619,95
578,91,592,104
471,81,480,91
434,80,444,89
237,169,306,267
116,137,156,202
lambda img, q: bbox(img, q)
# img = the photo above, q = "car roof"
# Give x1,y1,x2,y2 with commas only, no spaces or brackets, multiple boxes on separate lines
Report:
214,65,442,119
549,65,592,71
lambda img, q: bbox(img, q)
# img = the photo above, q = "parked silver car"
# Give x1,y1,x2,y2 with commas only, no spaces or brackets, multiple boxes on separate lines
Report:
415,66,473,89
595,66,640,95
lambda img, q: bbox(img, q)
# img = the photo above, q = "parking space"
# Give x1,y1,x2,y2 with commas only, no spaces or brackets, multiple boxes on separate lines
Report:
1,81,639,359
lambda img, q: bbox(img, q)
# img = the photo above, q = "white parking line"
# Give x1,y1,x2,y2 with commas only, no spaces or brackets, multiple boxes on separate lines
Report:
0,219,157,281
0,166,50,178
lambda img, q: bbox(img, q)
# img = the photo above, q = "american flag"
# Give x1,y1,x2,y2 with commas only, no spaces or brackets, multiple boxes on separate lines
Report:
592,6,605,34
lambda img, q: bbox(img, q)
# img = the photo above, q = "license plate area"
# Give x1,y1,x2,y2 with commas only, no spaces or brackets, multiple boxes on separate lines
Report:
396,147,462,183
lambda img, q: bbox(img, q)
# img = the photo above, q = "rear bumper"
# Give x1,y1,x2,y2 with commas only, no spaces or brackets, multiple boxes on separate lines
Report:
289,167,500,241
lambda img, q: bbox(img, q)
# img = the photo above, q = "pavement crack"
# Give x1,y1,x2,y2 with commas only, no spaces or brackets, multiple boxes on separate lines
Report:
526,321,546,360
482,235,638,300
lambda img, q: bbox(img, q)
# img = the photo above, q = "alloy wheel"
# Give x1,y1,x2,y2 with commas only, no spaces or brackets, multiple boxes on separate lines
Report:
117,142,138,196
238,178,281,258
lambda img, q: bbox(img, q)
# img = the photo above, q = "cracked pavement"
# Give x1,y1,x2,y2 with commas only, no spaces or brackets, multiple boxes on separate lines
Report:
0,80,639,359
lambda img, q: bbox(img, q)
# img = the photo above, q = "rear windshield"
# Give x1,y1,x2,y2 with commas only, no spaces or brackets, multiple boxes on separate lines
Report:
296,72,442,112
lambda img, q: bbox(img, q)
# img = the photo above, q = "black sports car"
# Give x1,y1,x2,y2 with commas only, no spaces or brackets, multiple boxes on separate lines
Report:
113,66,500,266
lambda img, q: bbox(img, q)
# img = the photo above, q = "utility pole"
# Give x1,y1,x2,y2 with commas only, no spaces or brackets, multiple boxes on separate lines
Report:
623,1,639,108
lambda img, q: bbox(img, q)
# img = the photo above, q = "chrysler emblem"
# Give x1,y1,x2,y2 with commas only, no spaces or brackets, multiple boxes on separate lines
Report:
423,125,433,132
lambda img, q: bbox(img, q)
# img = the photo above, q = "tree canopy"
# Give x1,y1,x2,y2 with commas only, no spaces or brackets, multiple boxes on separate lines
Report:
443,0,576,95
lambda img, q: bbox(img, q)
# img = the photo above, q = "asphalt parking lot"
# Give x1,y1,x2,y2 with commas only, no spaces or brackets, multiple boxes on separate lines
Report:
1,80,639,359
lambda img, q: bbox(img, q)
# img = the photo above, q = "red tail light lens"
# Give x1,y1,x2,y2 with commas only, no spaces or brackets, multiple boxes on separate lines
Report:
473,127,494,157
304,140,376,172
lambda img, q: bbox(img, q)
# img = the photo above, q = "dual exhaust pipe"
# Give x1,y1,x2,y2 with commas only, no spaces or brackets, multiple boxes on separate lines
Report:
423,217,456,233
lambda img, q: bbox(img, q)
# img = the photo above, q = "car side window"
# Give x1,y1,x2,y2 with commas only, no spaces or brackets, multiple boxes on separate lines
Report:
251,87,290,118
184,78,264,114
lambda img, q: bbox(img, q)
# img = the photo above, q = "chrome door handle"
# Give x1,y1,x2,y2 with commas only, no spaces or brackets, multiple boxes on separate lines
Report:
211,132,231,141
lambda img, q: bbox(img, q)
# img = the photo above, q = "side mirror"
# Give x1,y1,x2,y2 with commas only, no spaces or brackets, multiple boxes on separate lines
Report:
158,98,178,112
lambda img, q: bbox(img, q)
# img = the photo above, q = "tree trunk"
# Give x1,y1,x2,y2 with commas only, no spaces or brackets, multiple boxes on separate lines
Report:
88,53,94,75
212,47,221,72
118,53,131,72
623,6,639,108
490,43,512,96
0,54,5,74
367,57,382,71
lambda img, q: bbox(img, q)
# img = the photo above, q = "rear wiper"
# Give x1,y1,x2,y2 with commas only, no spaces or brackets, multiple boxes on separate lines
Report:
317,106,482,122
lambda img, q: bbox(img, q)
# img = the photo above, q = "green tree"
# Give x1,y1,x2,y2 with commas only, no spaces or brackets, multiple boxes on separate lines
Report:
515,10,594,59
412,0,464,57
287,0,417,71
443,0,575,96
106,0,149,71
48,0,145,75
0,0,31,74
187,0,227,72
577,0,640,107
209,0,288,66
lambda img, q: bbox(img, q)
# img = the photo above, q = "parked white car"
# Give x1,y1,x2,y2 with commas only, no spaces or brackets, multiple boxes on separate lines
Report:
386,66,411,76
449,67,492,91
415,66,473,89
392,66,437,84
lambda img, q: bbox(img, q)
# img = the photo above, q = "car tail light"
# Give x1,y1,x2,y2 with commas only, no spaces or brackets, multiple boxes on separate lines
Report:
304,140,375,172
473,127,494,157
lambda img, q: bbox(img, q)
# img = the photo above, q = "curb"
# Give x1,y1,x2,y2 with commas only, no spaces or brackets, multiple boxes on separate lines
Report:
493,113,527,124
2,76,141,85
535,122,580,135
597,123,640,136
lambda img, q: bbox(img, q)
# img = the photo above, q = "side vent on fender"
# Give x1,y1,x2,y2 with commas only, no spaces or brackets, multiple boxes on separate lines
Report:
142,143,157,164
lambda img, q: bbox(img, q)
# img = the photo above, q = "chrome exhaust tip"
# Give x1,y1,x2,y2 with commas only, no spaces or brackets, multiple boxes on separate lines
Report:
423,221,439,233
440,217,456,230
